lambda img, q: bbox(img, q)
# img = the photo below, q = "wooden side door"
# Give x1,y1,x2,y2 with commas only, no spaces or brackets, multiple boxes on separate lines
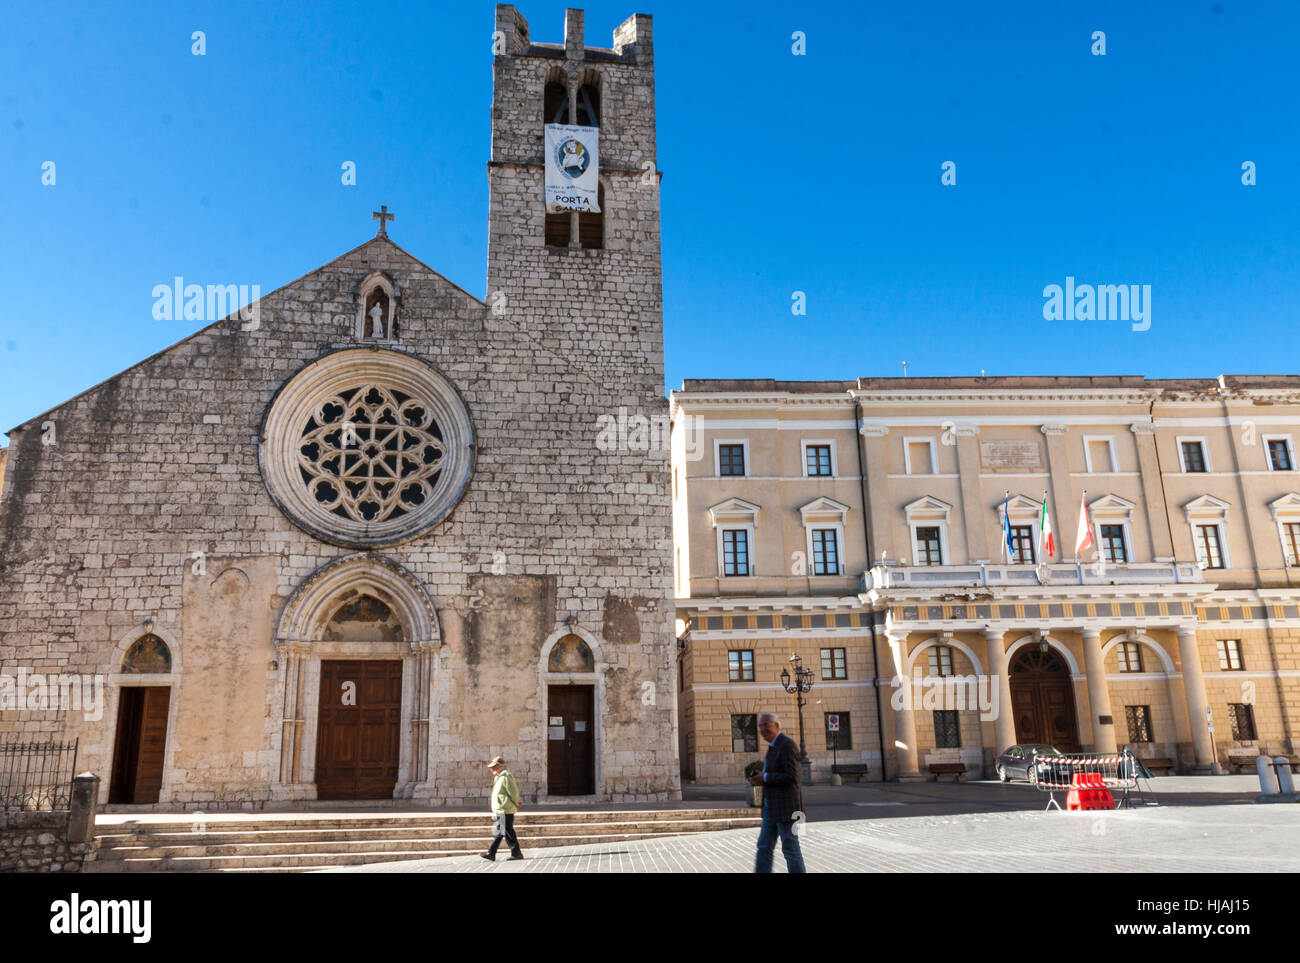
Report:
546,685,594,795
1041,681,1079,752
109,686,170,804
316,660,402,800
1011,682,1043,746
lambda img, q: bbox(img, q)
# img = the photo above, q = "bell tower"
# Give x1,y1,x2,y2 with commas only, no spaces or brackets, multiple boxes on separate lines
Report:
487,5,661,394
483,7,679,801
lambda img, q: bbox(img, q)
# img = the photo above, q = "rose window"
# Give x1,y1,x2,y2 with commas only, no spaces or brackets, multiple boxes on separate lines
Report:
299,386,445,523
260,349,474,548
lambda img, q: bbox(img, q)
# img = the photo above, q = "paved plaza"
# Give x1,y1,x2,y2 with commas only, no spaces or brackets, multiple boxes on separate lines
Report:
335,777,1298,873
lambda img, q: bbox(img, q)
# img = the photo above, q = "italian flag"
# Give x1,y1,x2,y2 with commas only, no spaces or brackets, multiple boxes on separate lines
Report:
1039,496,1055,560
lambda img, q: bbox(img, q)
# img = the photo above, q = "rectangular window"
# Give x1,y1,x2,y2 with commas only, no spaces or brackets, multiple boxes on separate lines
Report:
1125,705,1153,743
805,444,833,477
914,526,943,566
731,714,758,753
934,710,961,748
727,649,754,682
718,444,746,476
811,529,840,576
1216,639,1243,671
820,647,847,680
1100,524,1128,563
928,645,954,677
722,529,750,576
1195,524,1224,569
1267,438,1293,471
1181,440,1207,473
1283,522,1300,566
1117,641,1143,673
824,711,852,750
1087,438,1115,472
1228,703,1257,741
1010,525,1035,564
907,440,935,474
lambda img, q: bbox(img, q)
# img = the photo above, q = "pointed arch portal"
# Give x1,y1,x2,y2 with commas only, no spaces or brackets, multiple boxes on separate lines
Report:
272,553,441,801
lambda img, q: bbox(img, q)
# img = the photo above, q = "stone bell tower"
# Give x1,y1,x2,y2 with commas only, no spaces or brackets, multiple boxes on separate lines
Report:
484,6,678,800
487,5,661,389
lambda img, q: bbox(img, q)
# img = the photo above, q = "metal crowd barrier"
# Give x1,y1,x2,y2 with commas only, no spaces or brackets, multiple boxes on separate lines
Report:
1032,747,1152,811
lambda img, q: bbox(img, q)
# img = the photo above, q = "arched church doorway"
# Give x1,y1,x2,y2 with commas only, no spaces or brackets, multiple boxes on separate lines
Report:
1009,646,1080,751
108,633,174,805
545,634,596,795
313,594,404,800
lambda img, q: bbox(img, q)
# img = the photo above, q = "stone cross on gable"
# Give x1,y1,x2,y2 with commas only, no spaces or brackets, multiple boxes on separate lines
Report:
372,205,394,238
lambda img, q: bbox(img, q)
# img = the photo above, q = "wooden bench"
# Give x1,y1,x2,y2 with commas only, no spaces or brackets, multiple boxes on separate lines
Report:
831,763,871,784
1227,752,1263,774
1138,757,1176,776
928,762,967,782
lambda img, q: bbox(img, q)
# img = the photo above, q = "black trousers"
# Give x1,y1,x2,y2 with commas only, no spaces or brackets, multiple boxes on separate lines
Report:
488,813,522,856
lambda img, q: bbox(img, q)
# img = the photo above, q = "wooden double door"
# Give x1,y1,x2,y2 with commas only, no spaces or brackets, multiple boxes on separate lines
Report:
315,660,403,800
546,685,594,795
109,686,171,804
1009,648,1080,751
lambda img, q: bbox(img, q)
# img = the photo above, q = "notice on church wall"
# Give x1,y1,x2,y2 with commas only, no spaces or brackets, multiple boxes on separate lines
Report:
980,440,1043,471
545,124,600,213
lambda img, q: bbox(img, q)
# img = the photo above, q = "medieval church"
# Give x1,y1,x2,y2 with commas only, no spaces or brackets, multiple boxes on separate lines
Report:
0,7,681,807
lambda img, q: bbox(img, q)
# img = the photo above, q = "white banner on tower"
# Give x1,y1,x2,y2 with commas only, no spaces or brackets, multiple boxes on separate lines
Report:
544,123,600,213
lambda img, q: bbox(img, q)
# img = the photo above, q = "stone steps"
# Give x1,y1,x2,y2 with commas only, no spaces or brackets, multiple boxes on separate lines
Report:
95,816,753,847
87,808,760,873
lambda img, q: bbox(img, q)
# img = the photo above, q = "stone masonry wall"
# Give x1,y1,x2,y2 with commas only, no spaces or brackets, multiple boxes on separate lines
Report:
0,811,97,872
0,8,680,807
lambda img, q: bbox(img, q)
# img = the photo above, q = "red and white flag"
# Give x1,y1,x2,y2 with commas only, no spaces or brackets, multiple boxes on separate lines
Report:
1075,491,1094,558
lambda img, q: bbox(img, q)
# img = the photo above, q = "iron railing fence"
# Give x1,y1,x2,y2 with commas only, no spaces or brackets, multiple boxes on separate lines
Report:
0,737,79,812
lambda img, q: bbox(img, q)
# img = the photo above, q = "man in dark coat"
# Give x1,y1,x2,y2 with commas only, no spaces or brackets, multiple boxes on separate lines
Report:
749,712,806,872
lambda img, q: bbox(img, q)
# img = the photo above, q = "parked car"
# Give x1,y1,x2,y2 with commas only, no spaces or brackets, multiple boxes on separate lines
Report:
995,744,1061,783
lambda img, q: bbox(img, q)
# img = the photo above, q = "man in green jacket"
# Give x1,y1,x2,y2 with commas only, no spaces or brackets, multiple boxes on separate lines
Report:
481,755,524,861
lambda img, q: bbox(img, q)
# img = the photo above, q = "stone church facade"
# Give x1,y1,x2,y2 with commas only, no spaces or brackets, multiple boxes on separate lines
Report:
0,7,681,808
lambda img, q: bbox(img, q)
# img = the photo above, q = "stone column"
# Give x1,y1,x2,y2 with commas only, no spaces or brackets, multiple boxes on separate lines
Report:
984,628,1016,754
1081,628,1117,753
409,640,438,785
276,641,310,785
887,631,922,780
1178,627,1217,772
1165,670,1192,765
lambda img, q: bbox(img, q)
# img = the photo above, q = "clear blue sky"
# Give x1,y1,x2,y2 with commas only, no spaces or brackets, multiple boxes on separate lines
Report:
3,1,1298,433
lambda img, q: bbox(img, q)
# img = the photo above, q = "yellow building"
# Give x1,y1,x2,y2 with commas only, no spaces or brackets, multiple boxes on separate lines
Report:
671,375,1300,782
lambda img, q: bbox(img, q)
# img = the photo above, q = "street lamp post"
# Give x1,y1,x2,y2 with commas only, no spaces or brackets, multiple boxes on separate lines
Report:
779,653,815,771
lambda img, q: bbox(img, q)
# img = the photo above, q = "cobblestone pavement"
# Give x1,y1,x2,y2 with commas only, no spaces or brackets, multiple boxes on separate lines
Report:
336,802,1299,873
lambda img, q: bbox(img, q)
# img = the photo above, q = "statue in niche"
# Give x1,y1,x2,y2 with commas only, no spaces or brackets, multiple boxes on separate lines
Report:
363,288,391,338
367,303,386,338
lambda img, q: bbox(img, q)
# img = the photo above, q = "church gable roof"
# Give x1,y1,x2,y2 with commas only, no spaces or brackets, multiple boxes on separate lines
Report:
7,236,485,435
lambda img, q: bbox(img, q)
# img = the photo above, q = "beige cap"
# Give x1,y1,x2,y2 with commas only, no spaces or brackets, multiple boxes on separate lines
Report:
486,755,506,767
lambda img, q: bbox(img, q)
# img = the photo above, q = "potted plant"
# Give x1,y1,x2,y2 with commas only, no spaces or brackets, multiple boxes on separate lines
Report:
744,760,764,808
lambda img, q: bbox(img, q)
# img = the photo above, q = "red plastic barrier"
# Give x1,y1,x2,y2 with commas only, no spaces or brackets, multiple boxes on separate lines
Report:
1066,772,1115,811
